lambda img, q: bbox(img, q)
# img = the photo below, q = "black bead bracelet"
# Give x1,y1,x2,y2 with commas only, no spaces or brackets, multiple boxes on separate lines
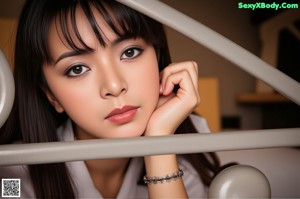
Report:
143,168,184,184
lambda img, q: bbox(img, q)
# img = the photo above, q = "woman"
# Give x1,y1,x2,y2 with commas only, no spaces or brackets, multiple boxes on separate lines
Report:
0,0,223,198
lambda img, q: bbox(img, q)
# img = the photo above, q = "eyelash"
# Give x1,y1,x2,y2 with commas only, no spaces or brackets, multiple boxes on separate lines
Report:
120,47,143,60
63,46,143,77
65,64,90,77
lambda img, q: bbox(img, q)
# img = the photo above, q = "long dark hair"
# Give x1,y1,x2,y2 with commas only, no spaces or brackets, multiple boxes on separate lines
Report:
0,0,224,198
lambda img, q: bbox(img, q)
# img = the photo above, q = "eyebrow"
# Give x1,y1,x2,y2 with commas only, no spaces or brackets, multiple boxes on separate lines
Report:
111,35,134,46
54,35,136,65
55,50,89,65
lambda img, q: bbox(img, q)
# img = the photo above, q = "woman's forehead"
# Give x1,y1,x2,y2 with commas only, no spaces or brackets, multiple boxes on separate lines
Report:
47,6,120,61
56,7,116,43
43,1,159,65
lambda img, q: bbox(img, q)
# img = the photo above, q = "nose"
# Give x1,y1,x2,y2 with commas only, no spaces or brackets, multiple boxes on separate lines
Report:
100,65,127,98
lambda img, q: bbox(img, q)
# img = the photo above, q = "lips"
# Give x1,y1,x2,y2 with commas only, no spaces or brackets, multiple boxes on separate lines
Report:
105,105,139,124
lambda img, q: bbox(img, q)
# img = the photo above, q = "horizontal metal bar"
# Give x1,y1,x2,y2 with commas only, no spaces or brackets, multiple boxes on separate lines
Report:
118,0,300,105
0,128,299,166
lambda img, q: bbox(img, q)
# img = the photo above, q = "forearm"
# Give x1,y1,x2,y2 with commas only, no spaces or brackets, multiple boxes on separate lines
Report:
142,61,200,198
144,154,188,199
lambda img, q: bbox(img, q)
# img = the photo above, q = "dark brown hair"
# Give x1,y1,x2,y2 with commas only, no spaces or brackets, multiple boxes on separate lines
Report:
0,0,226,198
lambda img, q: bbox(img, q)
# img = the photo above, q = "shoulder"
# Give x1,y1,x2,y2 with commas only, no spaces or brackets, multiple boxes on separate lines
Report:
0,120,74,198
0,165,35,198
177,156,207,198
57,119,75,141
0,165,28,179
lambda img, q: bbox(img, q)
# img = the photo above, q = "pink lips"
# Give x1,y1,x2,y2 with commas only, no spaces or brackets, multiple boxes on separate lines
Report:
105,105,138,124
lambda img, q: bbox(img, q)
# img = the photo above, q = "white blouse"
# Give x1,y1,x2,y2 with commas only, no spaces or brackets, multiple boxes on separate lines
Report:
0,114,210,198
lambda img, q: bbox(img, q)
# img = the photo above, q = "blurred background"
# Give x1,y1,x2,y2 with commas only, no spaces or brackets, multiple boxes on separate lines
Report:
1,0,299,132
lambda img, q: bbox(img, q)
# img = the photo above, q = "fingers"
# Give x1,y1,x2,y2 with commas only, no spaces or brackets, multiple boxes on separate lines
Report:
145,61,200,136
160,61,200,105
162,70,193,96
160,61,198,90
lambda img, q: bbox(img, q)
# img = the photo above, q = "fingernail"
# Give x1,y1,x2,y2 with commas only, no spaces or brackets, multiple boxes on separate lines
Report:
159,84,163,93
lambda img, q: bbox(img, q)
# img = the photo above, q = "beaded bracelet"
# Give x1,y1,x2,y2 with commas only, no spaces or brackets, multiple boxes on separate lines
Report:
143,168,184,184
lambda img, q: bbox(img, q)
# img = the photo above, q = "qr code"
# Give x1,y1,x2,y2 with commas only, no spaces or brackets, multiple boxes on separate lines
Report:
1,179,21,198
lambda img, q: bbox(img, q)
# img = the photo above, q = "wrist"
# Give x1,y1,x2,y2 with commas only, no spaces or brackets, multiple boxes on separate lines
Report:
144,128,176,137
143,168,184,184
144,154,179,177
144,155,188,198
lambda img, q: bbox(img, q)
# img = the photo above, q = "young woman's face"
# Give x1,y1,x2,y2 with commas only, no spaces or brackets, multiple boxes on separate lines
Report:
43,7,160,139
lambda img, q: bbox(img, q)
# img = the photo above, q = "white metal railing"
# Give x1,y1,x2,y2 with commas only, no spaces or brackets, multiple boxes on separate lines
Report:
1,0,300,197
0,50,14,128
0,128,299,166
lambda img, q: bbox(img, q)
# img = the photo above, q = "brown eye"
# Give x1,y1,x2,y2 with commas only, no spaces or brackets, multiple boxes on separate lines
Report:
124,49,135,58
73,66,83,74
66,65,90,77
121,47,143,60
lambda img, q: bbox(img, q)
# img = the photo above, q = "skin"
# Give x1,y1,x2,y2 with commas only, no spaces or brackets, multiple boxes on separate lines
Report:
42,6,200,199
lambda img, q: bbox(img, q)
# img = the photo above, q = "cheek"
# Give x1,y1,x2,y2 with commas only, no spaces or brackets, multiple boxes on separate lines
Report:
135,66,159,90
147,54,160,101
54,83,98,117
43,68,96,116
132,53,160,102
142,68,159,100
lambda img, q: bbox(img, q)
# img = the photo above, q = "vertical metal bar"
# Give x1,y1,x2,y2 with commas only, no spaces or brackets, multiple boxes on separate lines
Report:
0,49,15,128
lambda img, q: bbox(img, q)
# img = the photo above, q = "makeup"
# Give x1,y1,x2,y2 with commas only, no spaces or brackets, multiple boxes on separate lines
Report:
105,106,139,124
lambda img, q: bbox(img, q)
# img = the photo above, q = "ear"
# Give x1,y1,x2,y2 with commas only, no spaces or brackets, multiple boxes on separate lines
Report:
45,91,64,113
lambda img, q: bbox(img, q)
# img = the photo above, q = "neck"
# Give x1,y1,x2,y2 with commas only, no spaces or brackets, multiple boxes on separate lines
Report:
73,125,131,197
85,158,130,198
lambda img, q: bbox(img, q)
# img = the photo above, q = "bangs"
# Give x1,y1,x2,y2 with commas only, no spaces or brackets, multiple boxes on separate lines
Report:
47,0,161,62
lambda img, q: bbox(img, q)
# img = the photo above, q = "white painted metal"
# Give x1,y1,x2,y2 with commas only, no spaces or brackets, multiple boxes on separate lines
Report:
0,49,14,128
0,128,299,166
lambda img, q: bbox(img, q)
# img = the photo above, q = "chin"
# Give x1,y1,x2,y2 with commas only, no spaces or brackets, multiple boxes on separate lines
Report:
115,128,145,138
101,124,146,139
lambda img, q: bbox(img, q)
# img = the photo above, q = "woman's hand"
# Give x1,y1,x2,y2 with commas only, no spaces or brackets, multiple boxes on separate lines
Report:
144,61,200,136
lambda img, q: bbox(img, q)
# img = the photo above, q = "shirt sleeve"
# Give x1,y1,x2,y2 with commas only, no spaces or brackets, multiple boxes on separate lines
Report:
189,114,211,133
178,156,207,198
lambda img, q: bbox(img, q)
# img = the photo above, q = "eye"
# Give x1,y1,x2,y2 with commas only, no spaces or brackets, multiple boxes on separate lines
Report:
65,64,90,77
121,47,143,60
